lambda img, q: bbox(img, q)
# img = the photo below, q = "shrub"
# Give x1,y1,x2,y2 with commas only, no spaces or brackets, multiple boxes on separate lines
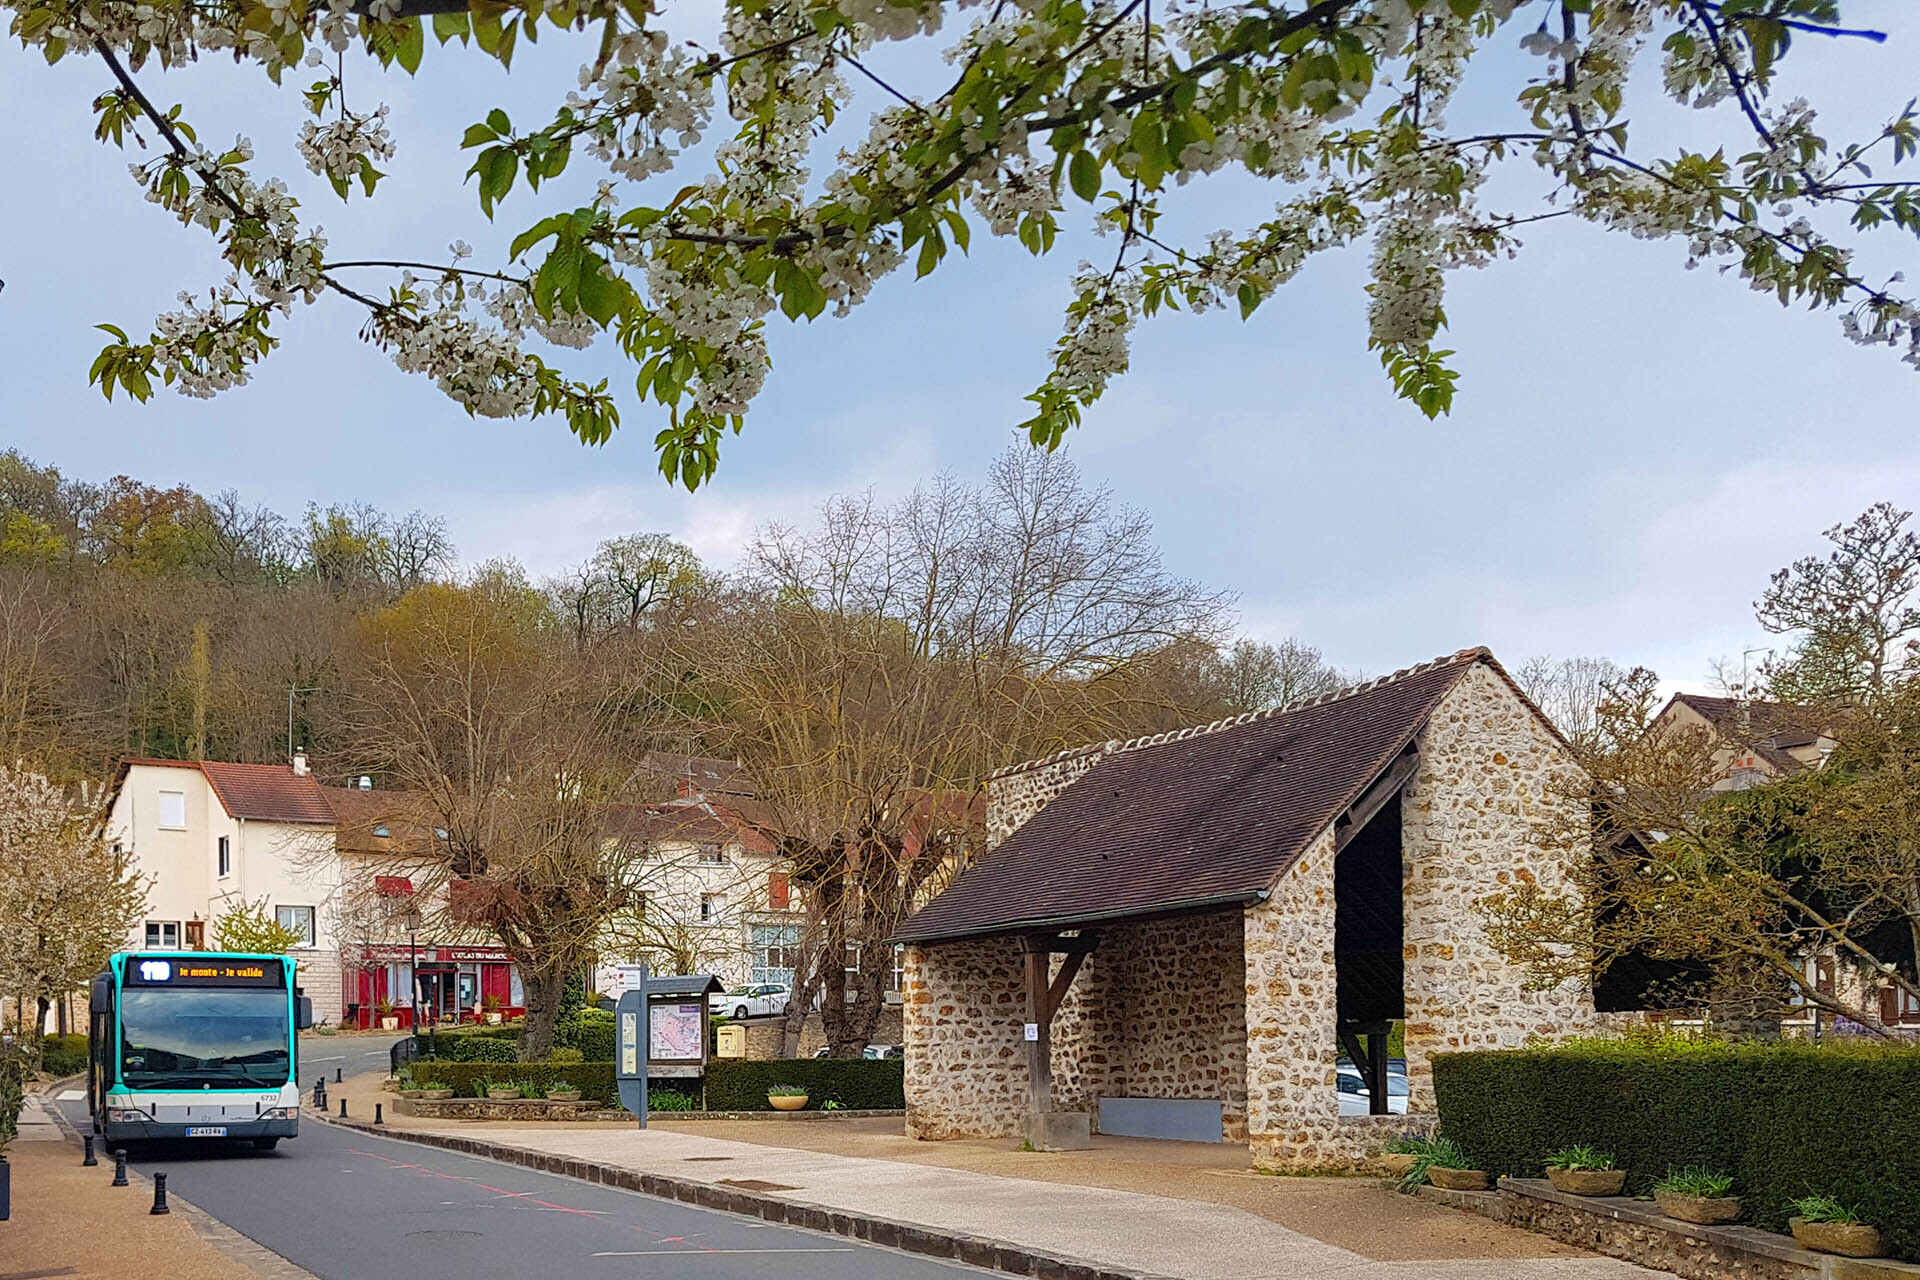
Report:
1655,1167,1735,1198
38,1034,89,1078
548,1047,584,1065
557,1008,615,1061
448,1036,520,1063
649,1090,697,1112
426,1062,619,1105
704,1058,904,1111
1433,1038,1920,1259
1396,1135,1469,1194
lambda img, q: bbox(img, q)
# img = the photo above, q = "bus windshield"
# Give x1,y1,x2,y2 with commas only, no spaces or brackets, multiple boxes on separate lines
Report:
119,987,291,1089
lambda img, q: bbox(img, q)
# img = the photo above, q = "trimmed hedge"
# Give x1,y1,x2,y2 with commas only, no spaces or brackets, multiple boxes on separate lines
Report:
704,1058,904,1111
447,1036,520,1062
558,1008,616,1061
412,1023,519,1056
39,1033,88,1077
423,1062,619,1105
1432,1038,1920,1261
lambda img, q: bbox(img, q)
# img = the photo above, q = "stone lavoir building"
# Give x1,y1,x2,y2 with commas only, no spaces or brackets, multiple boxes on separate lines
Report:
896,648,1611,1169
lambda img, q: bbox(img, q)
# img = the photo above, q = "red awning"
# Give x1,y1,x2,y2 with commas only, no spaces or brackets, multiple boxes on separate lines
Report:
374,875,414,896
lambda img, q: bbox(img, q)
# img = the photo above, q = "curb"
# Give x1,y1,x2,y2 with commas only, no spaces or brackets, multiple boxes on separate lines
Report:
316,1113,1177,1280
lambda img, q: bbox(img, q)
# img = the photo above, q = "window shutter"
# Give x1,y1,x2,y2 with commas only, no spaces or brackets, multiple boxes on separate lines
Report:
1881,986,1900,1025
769,871,790,910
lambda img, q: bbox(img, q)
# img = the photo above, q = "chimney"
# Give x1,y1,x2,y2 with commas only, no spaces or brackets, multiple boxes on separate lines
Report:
292,751,309,777
359,775,373,791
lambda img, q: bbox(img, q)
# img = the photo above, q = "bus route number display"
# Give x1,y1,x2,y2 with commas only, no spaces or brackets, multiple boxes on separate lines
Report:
125,956,284,987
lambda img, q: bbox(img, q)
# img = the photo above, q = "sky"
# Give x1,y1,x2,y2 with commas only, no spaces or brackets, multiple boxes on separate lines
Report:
3,3,1917,693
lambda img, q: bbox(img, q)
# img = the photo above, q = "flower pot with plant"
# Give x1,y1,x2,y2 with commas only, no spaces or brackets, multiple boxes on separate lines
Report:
1652,1168,1740,1225
483,994,504,1025
545,1081,582,1103
375,999,398,1031
1379,1134,1427,1179
1789,1196,1883,1258
483,1078,523,1100
419,1082,454,1101
767,1084,809,1111
1544,1146,1627,1197
1399,1137,1488,1192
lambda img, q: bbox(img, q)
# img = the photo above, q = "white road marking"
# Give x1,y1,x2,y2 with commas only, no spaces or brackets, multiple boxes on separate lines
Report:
591,1249,859,1257
56,1089,85,1100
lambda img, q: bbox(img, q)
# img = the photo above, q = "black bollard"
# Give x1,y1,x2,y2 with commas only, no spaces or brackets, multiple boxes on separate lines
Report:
374,1102,383,1125
111,1149,129,1187
338,1097,347,1118
149,1172,170,1215
83,1134,98,1167
313,1078,323,1105
335,1067,342,1083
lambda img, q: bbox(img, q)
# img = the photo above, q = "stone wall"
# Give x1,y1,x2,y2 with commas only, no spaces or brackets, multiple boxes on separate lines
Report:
297,951,343,1026
741,1007,904,1059
903,936,1030,1139
984,747,1110,849
1246,664,1603,1171
1398,661,1607,1112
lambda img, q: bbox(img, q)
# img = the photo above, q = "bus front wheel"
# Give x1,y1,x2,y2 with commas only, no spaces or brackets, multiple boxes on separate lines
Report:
252,1138,280,1151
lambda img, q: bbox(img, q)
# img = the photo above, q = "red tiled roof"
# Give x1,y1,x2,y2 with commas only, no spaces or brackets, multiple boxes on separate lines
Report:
897,648,1542,944
117,758,334,824
608,801,777,854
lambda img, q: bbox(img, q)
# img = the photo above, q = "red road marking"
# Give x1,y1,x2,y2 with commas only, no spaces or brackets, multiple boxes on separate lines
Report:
345,1148,598,1215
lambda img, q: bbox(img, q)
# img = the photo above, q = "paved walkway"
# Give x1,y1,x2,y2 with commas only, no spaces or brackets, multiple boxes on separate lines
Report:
353,1105,1658,1280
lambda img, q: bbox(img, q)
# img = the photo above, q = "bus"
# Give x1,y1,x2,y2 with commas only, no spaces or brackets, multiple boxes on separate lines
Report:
88,952,312,1150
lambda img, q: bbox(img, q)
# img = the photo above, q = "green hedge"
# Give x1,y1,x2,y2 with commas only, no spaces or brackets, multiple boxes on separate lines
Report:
39,1034,88,1077
1433,1039,1920,1261
704,1058,905,1111
558,1008,615,1061
446,1036,520,1062
421,1062,619,1105
412,1023,519,1056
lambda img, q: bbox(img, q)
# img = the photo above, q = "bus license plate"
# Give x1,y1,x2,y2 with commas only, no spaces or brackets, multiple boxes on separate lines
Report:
186,1126,227,1137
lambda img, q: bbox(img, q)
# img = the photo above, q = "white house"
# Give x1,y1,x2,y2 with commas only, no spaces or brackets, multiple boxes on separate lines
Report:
103,754,344,1015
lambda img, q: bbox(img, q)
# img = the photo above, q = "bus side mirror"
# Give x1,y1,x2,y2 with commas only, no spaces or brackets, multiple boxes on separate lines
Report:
296,996,314,1030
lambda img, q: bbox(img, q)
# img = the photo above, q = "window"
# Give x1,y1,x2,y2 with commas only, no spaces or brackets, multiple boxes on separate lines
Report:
751,924,801,986
157,790,186,829
275,904,317,947
217,835,231,878
145,921,180,949
889,943,907,996
373,825,390,838
184,920,205,950
768,870,790,910
699,894,719,923
697,842,727,865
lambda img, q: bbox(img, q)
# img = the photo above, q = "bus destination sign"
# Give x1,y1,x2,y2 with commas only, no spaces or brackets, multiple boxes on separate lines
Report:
125,956,286,987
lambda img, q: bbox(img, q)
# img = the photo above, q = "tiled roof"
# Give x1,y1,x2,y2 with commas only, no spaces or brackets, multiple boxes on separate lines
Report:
897,648,1540,944
609,801,777,854
119,758,334,825
640,752,758,797
323,786,443,855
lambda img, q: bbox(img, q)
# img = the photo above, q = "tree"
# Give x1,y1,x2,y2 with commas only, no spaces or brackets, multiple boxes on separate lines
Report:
677,446,1231,1053
345,581,662,1059
1482,505,1920,1035
0,767,147,1035
1514,653,1625,750
43,0,1920,487
210,896,309,953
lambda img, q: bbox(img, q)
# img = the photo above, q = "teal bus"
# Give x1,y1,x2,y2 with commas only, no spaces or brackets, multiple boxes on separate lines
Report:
88,952,312,1150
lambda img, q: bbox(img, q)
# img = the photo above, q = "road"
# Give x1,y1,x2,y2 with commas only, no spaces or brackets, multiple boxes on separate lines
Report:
50,1092,989,1280
295,1032,405,1084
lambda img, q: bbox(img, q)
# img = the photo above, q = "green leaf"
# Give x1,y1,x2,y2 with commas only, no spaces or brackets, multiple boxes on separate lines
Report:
394,18,425,74
461,122,497,148
487,108,512,136
432,10,470,43
1069,150,1100,202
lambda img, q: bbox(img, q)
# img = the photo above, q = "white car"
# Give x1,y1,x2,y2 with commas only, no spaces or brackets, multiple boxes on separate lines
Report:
711,983,789,1019
811,1043,904,1060
1336,1063,1410,1115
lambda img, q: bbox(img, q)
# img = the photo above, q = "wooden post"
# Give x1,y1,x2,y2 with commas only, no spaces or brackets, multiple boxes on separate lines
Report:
1368,1027,1389,1116
1023,940,1052,1119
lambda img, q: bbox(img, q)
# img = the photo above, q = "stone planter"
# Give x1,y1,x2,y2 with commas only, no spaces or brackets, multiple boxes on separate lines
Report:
399,1089,425,1099
485,1012,503,1025
1547,1168,1627,1197
380,1016,399,1031
1790,1219,1884,1258
545,1091,581,1103
1653,1190,1741,1225
768,1094,808,1112
486,1087,523,1100
1427,1166,1490,1191
421,1089,454,1101
1380,1153,1419,1178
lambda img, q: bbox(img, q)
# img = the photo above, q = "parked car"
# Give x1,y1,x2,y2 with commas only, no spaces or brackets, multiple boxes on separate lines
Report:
811,1043,904,1059
1335,1061,1410,1115
710,983,790,1019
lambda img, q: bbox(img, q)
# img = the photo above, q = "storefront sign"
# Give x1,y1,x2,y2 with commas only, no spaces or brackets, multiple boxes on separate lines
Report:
438,946,512,963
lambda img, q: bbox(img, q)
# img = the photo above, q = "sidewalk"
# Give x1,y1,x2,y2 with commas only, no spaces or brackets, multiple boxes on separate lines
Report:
324,1072,1659,1280
1,1093,263,1279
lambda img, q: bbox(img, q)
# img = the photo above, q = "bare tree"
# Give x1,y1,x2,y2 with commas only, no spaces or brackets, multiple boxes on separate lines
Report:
1514,654,1626,751
382,511,456,595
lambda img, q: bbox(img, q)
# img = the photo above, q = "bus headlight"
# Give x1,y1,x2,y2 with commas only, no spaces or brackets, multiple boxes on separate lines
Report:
260,1106,298,1121
106,1108,149,1122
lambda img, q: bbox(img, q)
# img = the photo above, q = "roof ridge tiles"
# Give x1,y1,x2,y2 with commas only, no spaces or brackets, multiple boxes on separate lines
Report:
986,647,1494,782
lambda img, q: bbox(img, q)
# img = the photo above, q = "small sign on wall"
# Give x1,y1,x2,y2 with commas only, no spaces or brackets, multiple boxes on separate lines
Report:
1024,1022,1039,1042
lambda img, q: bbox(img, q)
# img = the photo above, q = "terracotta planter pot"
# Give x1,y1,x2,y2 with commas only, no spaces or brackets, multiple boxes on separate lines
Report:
1790,1219,1884,1258
1654,1190,1741,1225
421,1089,453,1101
1427,1166,1490,1191
768,1094,808,1111
486,1087,522,1100
545,1091,582,1103
1547,1168,1627,1196
1380,1153,1419,1178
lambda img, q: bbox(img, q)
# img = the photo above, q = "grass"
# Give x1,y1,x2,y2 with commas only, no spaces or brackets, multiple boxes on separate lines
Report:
1544,1145,1617,1172
1397,1135,1471,1194
1790,1194,1864,1225
1654,1167,1734,1198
